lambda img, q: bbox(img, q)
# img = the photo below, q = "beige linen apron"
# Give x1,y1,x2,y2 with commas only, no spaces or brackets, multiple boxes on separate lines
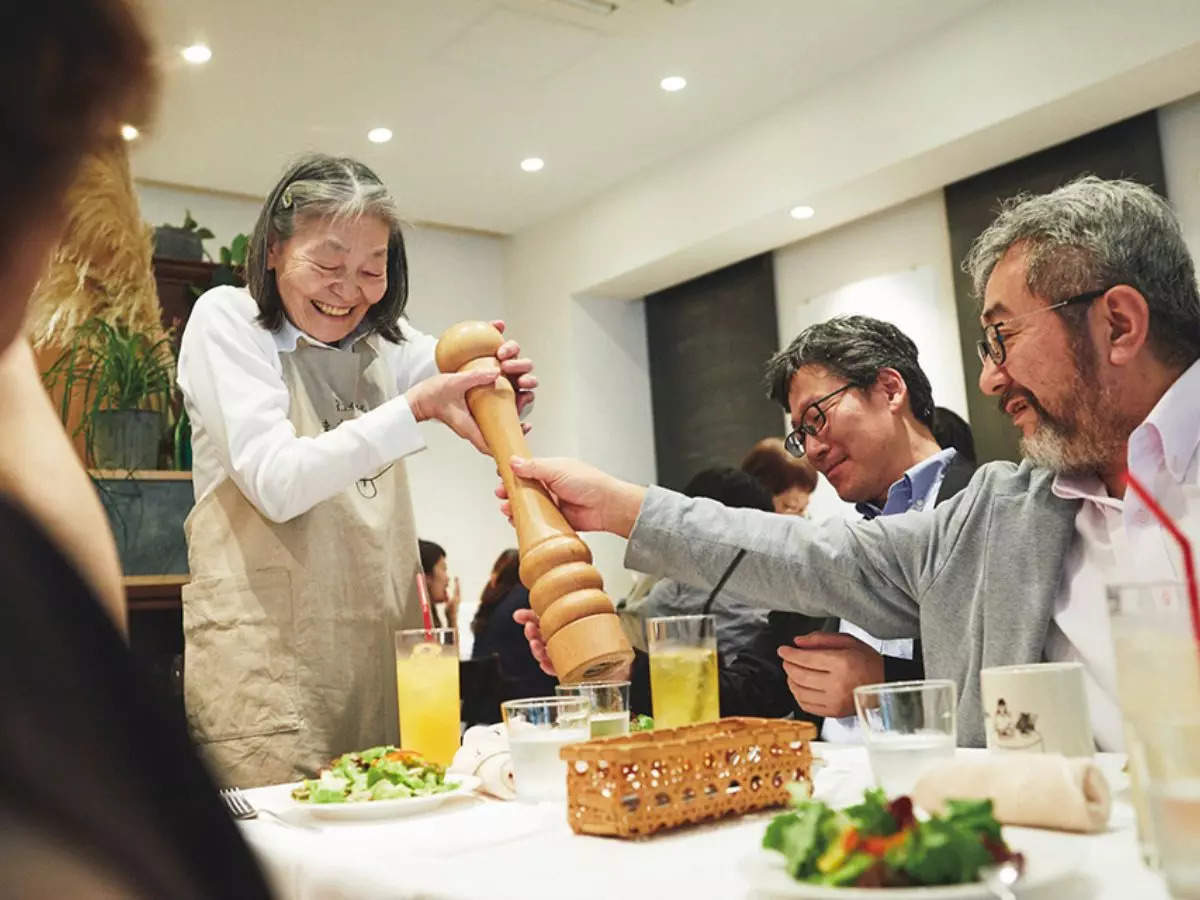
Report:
183,335,424,787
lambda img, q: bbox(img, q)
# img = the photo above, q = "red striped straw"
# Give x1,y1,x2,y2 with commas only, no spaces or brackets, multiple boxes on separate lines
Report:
415,572,434,640
1125,470,1200,643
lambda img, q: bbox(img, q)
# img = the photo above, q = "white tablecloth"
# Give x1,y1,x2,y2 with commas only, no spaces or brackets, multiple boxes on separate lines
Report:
239,746,1170,900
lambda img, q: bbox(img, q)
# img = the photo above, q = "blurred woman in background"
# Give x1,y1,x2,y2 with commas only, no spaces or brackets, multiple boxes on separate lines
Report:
419,539,460,629
740,436,818,516
472,548,556,701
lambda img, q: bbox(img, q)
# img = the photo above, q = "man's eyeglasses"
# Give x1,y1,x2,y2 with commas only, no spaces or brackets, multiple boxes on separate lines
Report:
784,383,856,458
976,288,1109,367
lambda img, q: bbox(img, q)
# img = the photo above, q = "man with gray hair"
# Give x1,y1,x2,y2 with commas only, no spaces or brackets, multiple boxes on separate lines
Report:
503,176,1200,749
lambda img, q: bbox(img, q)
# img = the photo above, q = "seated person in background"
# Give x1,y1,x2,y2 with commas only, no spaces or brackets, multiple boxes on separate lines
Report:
931,405,977,465
472,549,557,702
619,439,818,651
517,316,973,737
741,437,818,516
0,1,271,896
639,467,772,657
419,539,460,629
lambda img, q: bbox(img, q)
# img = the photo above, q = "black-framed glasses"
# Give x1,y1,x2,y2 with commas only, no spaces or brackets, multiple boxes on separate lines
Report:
784,383,856,458
976,288,1109,367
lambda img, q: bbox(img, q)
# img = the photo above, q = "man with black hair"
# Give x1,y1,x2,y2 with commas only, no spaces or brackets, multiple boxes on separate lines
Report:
519,316,973,737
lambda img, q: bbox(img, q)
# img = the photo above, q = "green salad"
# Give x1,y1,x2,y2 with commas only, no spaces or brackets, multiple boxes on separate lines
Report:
290,746,457,804
763,787,1023,888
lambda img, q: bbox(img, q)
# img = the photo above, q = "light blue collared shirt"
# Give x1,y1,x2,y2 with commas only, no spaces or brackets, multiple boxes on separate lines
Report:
855,447,959,519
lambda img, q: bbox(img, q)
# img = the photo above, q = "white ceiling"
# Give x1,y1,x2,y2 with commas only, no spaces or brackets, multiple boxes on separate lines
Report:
134,0,992,234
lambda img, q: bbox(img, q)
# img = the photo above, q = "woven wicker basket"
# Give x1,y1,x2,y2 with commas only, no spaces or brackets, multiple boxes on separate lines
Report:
559,716,817,838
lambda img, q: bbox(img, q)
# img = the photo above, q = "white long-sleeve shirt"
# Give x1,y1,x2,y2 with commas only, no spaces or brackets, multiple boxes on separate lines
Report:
1045,357,1200,752
176,286,439,522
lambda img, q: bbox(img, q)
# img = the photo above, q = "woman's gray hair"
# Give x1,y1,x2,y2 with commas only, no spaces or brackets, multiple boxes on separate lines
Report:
246,153,409,342
963,175,1200,368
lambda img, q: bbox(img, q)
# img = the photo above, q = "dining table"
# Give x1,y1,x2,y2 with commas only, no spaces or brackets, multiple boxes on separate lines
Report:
238,744,1171,900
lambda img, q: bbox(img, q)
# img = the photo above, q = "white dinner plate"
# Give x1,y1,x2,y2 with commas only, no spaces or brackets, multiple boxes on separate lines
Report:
741,825,1086,899
288,775,481,821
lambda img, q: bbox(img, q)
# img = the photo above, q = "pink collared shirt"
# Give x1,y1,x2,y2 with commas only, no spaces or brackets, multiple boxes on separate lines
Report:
1047,358,1200,751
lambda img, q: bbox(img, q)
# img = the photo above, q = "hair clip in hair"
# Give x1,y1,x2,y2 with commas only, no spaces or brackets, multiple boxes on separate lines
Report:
280,186,294,209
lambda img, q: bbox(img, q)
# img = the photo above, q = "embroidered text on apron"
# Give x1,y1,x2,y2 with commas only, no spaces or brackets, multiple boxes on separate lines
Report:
182,335,424,787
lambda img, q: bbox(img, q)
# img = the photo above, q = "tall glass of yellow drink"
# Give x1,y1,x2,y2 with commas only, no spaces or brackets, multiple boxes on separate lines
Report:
394,628,461,766
647,614,719,729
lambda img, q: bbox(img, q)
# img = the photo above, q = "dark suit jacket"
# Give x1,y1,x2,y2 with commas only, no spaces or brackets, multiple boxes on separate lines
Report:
472,584,558,702
713,452,976,727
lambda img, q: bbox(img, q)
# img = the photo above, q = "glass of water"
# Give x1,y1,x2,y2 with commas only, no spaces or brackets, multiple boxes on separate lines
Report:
1141,718,1200,897
501,696,590,802
853,679,957,796
556,681,631,737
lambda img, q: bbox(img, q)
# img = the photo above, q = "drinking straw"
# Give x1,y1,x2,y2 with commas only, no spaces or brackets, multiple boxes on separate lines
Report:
415,572,434,640
1125,471,1200,643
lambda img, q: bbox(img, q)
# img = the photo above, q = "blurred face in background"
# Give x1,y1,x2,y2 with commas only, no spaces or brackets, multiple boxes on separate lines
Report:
428,556,449,604
772,486,811,516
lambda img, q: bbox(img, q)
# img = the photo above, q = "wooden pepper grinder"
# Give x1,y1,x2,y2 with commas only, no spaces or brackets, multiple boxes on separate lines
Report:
435,321,634,683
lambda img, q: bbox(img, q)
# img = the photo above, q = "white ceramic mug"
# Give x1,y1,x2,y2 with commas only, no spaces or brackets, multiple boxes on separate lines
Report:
980,662,1094,757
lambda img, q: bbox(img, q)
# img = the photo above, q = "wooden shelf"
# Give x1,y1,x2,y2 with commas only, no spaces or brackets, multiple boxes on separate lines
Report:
90,469,192,480
124,574,187,612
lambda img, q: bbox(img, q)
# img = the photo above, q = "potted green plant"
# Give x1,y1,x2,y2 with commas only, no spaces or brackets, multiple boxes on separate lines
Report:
153,209,214,261
42,318,177,470
211,232,249,287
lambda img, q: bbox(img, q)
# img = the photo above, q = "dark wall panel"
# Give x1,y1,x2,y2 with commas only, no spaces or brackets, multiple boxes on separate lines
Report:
645,254,782,492
944,111,1166,464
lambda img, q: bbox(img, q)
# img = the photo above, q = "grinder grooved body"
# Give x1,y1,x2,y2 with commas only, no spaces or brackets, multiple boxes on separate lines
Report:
434,321,633,683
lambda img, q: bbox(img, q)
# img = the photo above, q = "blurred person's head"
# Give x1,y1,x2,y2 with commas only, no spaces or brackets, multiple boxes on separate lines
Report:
247,153,410,345
764,316,937,505
683,467,774,512
740,437,818,515
931,406,976,465
418,539,448,603
0,0,156,352
472,548,520,635
966,176,1200,481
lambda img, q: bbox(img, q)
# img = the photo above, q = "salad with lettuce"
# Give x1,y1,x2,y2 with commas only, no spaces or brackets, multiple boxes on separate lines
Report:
291,746,457,804
763,787,1022,888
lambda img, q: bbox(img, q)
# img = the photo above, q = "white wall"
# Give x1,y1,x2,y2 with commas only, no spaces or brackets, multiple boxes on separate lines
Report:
771,191,968,523
135,182,512,653
1160,92,1200,262
569,294,655,600
400,224,513,655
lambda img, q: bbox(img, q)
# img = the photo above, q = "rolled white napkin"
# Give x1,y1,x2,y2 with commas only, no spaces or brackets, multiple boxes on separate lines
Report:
449,724,516,801
912,753,1111,833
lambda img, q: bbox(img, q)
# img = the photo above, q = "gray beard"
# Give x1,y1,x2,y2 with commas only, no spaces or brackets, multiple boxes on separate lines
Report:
1019,382,1130,476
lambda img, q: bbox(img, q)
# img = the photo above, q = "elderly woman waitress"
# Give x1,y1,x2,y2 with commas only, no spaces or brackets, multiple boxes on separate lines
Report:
177,154,534,787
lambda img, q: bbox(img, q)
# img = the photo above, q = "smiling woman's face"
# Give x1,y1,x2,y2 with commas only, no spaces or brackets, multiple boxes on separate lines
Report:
267,214,390,344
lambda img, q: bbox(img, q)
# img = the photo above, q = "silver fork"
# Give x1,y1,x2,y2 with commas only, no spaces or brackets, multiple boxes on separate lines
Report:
220,787,317,831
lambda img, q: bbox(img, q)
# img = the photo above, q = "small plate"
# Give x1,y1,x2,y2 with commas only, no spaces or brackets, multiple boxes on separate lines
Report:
288,775,481,820
741,825,1085,899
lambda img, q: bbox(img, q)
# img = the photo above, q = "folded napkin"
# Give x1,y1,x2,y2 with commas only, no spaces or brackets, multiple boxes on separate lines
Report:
912,753,1111,832
449,724,516,801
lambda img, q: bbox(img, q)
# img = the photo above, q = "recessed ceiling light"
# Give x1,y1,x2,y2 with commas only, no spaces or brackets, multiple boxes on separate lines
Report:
520,157,545,173
367,127,393,144
120,124,139,142
181,43,212,64
660,75,687,93
789,205,815,220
